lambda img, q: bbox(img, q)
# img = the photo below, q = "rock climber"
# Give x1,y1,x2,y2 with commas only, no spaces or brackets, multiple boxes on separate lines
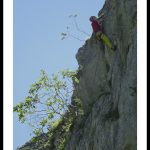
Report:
89,14,116,51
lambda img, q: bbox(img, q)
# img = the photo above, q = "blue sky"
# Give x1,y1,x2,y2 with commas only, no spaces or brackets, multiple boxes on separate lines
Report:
13,0,105,149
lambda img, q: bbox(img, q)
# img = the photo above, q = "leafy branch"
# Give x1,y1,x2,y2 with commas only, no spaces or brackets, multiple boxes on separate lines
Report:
13,69,80,136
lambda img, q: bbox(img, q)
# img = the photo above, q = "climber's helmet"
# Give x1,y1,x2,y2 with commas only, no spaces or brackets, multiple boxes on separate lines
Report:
89,16,97,22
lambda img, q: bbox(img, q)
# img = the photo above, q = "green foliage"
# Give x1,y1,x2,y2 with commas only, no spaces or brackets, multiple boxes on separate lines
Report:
50,118,62,128
33,129,41,136
44,111,75,150
14,69,81,135
19,111,77,150
14,69,85,150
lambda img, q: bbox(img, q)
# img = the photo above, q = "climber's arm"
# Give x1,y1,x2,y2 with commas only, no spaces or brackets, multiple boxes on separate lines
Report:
97,19,103,26
97,12,105,24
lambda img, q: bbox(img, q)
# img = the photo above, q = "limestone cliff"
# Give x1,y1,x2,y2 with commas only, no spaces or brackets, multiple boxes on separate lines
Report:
18,0,137,149
65,0,137,149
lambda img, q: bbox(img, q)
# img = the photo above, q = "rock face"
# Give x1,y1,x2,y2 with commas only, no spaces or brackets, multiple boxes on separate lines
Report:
65,0,137,149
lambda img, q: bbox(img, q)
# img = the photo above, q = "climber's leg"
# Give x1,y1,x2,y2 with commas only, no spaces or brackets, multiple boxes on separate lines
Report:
96,32,116,51
100,33,114,50
96,31,102,40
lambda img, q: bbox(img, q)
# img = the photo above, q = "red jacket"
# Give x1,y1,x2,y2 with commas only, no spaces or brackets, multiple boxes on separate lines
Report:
91,20,102,33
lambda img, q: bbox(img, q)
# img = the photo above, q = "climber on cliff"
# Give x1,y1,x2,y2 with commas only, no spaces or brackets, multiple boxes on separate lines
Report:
89,14,116,51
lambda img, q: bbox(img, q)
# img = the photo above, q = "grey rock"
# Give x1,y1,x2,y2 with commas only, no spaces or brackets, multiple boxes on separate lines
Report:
65,0,137,149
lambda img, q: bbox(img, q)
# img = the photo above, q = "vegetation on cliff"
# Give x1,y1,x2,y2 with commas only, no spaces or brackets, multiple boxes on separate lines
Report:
14,69,84,149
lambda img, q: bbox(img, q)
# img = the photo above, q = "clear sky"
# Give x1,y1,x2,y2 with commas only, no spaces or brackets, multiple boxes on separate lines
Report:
13,0,105,149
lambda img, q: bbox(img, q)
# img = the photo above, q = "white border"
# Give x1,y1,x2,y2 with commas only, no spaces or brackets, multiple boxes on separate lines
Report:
137,0,147,150
4,0,13,149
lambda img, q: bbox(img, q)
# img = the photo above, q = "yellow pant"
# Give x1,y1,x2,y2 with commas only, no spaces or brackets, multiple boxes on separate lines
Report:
96,31,113,49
